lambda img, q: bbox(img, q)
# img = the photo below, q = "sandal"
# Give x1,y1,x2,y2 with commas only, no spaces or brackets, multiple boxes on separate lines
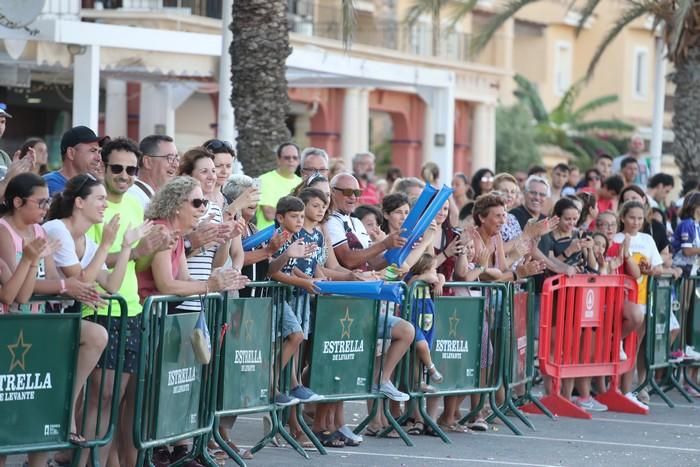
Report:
291,431,314,449
334,430,360,447
407,420,425,435
383,428,401,439
364,425,381,437
314,430,344,448
423,424,440,437
426,364,443,384
68,432,87,447
467,418,488,432
438,423,473,434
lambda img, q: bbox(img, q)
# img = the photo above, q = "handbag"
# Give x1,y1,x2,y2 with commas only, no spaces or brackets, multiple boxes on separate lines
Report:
190,295,212,365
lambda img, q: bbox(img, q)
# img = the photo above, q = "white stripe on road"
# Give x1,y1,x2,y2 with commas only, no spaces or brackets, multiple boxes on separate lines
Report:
325,450,558,466
488,433,700,453
592,417,700,429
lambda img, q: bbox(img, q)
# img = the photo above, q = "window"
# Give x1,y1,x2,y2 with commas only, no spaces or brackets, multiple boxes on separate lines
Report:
633,47,649,99
554,41,572,96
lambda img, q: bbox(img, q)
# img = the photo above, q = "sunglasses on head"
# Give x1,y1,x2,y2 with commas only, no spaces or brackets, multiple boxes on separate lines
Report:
190,198,209,209
205,139,235,155
333,187,362,197
107,164,138,176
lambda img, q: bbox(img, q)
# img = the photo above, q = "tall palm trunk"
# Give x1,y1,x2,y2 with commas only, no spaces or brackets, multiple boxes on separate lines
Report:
231,0,292,176
671,48,700,182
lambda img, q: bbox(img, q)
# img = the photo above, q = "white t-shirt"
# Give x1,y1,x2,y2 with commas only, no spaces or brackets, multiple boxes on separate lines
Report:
127,179,155,211
612,231,663,268
326,211,371,249
44,219,107,277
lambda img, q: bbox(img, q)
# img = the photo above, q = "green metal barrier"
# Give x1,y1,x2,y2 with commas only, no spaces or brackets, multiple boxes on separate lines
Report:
634,276,691,406
133,294,223,466
299,284,412,453
398,281,510,443
679,275,700,394
501,280,553,427
203,283,308,467
0,295,128,467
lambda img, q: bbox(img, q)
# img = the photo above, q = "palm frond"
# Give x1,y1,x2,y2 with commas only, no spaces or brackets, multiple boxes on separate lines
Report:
574,0,602,36
513,73,549,123
562,139,592,160
471,0,539,55
668,0,693,61
404,0,433,25
341,0,357,49
447,0,480,29
571,95,619,121
549,79,584,124
586,0,655,79
574,119,636,133
573,134,620,156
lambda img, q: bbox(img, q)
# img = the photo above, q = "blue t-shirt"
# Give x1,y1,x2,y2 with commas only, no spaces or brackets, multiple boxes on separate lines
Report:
43,171,68,196
672,218,700,267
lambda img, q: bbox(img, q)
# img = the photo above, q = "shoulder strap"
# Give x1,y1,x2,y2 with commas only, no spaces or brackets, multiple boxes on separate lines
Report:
134,179,153,198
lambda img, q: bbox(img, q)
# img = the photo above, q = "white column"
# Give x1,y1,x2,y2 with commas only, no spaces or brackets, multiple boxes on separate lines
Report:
217,0,237,144
341,88,370,167
649,33,666,175
72,45,100,130
417,83,456,183
105,79,127,137
139,83,194,139
471,103,496,172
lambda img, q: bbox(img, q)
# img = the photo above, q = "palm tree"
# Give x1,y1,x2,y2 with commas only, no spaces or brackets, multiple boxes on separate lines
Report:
470,0,700,181
230,1,357,175
513,73,634,162
230,1,292,176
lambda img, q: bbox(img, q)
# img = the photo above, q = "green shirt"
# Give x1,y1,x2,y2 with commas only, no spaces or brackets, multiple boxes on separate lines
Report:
85,193,144,317
255,169,301,229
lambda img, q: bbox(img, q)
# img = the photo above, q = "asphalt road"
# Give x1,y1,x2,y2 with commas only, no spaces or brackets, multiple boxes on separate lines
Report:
6,390,700,466
220,392,700,467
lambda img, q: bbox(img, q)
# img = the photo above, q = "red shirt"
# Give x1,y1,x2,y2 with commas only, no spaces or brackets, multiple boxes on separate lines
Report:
137,219,185,302
597,197,614,213
358,179,380,206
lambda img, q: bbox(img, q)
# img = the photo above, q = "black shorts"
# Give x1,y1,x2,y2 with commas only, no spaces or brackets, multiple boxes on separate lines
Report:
85,314,142,374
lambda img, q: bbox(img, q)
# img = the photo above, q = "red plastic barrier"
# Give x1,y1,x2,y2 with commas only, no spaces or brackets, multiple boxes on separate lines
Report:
521,274,647,419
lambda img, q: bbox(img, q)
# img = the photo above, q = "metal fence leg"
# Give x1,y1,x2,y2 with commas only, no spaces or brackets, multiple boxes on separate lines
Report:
378,399,413,446
489,391,522,436
417,396,450,444
296,402,325,455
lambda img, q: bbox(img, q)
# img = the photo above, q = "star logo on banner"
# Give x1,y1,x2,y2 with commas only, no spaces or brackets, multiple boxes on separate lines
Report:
448,310,460,338
7,330,31,372
340,308,353,339
243,319,254,342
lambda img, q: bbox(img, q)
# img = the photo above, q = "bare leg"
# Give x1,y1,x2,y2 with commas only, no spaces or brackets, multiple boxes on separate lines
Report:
73,321,108,434
380,321,414,384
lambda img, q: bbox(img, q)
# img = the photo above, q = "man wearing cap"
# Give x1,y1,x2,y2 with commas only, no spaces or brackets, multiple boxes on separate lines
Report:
44,125,102,196
0,103,13,177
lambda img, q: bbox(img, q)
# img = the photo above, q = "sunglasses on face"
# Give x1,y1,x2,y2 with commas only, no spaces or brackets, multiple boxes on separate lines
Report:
190,198,209,209
24,197,51,209
333,187,362,197
481,176,495,183
107,164,138,176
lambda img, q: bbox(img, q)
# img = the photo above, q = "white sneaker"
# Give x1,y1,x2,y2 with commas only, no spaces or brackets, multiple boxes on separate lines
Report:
573,396,608,412
685,345,700,361
339,425,363,444
619,342,628,361
625,392,648,409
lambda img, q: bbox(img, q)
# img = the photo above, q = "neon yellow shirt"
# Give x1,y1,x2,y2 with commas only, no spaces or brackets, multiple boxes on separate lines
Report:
255,170,301,229
85,193,144,317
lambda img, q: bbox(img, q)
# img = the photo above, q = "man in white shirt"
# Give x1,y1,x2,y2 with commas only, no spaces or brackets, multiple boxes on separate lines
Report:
613,134,650,188
128,134,179,208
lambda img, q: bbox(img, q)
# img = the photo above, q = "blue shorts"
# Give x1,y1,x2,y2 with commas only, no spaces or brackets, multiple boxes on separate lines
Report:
377,312,401,339
273,298,308,339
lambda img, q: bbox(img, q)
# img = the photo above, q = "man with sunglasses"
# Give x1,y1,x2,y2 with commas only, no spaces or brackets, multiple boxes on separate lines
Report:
128,134,179,209
44,126,103,196
83,137,173,465
255,142,301,229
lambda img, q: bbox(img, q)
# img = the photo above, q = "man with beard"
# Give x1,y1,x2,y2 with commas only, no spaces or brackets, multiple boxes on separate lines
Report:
353,152,380,205
44,126,103,195
256,142,301,229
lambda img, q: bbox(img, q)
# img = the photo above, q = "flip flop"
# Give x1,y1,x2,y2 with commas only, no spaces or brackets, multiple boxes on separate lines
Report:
334,430,360,447
438,423,473,434
68,432,88,447
290,431,315,449
313,430,344,448
467,418,488,432
407,420,425,435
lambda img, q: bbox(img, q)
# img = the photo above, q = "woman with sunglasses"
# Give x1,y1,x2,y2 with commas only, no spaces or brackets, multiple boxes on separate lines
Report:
0,173,106,458
470,168,495,199
176,148,245,312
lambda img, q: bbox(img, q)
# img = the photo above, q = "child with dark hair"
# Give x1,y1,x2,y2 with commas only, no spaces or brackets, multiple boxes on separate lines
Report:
267,195,323,408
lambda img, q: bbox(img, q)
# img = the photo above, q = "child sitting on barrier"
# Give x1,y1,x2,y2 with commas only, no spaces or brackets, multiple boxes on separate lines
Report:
405,252,445,392
267,195,324,405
